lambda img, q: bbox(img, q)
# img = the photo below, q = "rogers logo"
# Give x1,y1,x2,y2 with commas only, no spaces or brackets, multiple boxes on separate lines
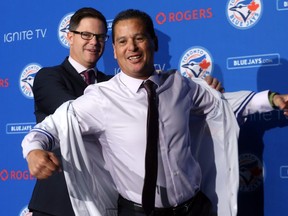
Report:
156,8,213,25
0,78,9,88
0,169,35,181
0,169,8,181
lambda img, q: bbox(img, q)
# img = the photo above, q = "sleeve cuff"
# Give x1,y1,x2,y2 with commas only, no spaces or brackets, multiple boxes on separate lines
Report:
22,141,44,159
249,90,274,113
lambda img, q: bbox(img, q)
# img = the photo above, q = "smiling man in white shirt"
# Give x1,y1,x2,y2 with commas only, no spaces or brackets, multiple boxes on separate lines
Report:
22,9,288,216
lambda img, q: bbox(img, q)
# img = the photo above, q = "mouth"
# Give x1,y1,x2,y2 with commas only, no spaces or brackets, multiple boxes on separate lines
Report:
86,48,100,54
128,54,142,62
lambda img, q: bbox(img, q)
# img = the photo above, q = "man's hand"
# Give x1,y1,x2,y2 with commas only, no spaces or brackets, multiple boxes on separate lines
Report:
273,94,288,116
26,149,61,179
204,76,225,93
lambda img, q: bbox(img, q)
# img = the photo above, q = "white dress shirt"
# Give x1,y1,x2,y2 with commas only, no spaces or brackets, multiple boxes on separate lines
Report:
22,70,274,215
23,70,217,207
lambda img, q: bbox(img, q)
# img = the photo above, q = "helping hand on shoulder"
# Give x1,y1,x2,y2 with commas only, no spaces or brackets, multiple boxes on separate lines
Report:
204,75,225,93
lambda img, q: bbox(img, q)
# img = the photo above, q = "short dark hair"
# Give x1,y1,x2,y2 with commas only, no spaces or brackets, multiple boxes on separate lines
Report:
69,7,107,32
112,9,157,44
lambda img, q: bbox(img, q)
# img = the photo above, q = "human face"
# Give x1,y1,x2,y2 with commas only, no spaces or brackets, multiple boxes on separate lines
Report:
113,18,157,79
67,17,107,68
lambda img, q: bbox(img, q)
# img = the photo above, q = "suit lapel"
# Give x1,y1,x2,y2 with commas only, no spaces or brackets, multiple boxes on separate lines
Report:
62,58,87,88
62,57,112,85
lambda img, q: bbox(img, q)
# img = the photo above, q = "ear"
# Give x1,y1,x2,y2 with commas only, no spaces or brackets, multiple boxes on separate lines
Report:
113,44,117,59
153,36,158,52
67,31,74,46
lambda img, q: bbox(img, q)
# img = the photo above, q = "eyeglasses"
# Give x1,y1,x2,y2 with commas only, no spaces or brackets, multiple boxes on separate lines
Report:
71,31,109,42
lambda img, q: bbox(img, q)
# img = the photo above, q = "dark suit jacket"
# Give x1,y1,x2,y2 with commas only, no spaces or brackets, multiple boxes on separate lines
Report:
29,57,112,216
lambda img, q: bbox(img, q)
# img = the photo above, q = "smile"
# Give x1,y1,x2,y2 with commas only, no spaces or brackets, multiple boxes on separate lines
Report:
128,55,141,60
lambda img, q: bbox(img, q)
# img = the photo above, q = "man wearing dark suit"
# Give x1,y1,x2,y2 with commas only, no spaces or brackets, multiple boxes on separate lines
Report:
28,7,111,216
33,58,111,123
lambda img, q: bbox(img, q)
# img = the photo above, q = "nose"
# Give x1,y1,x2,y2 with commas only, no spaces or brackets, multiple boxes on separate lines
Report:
127,39,137,51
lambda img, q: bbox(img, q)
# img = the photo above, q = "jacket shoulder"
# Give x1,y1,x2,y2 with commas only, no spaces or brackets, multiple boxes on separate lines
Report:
97,70,113,82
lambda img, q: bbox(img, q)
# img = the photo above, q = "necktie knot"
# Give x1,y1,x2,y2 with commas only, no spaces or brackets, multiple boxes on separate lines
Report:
81,69,95,85
143,80,156,98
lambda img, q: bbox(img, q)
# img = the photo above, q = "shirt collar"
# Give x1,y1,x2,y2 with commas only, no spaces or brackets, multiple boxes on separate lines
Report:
119,71,160,94
68,56,98,74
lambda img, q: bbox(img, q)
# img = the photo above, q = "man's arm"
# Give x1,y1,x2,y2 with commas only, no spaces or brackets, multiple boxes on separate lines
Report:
22,125,62,179
241,91,288,116
223,90,288,119
192,76,288,119
22,102,71,179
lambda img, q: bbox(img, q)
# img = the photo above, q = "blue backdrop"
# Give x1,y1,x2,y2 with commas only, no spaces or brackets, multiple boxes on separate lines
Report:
1,1,288,215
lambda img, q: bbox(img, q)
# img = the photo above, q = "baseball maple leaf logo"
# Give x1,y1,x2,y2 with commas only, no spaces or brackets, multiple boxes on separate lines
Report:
248,1,260,11
199,59,211,70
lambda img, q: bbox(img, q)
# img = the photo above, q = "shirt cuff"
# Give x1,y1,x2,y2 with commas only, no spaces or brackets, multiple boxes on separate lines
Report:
22,142,44,159
248,90,273,113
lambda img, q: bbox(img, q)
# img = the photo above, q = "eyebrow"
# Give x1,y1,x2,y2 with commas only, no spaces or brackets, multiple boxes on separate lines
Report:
115,33,148,40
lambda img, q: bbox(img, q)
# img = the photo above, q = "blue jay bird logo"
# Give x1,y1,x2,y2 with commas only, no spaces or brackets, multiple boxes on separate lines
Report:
179,46,213,79
107,19,114,32
58,12,74,48
60,24,70,34
19,63,42,99
226,0,262,29
20,206,32,216
239,153,263,192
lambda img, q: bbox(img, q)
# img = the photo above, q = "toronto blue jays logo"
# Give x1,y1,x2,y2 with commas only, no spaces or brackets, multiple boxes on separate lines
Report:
179,46,213,79
20,206,32,216
226,0,262,29
19,63,42,99
107,19,113,31
58,12,74,48
239,153,263,192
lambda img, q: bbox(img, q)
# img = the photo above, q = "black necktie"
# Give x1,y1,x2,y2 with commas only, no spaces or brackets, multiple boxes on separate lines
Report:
142,80,159,216
81,69,95,85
